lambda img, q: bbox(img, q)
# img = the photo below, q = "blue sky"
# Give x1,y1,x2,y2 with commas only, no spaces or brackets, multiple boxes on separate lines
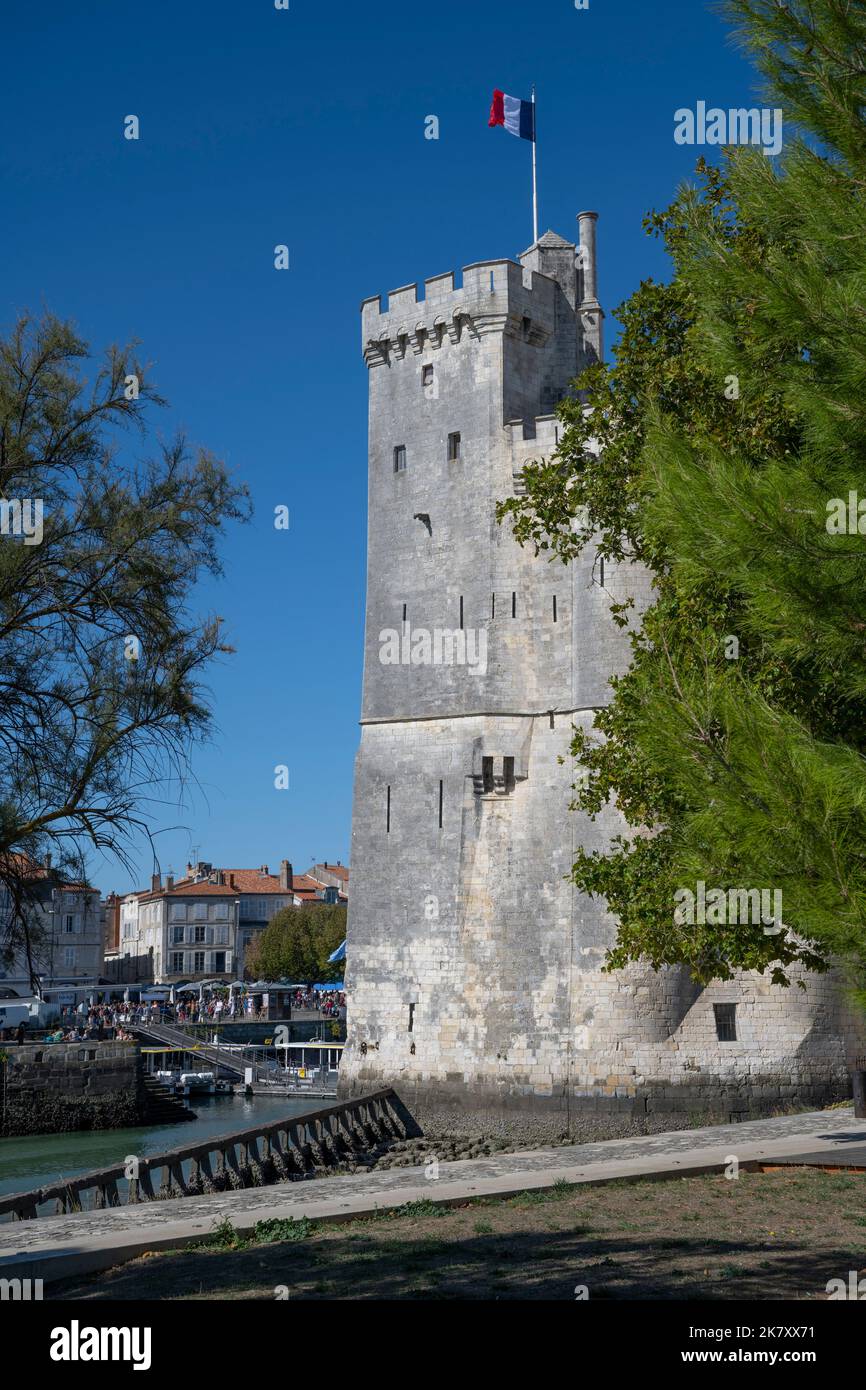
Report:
2,0,764,895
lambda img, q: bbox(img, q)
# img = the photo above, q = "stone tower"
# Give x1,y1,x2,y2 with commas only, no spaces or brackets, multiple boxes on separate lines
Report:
339,216,860,1138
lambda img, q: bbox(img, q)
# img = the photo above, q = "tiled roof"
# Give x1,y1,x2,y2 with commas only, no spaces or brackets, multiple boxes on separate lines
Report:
137,879,238,903
128,866,342,906
224,870,292,894
1,852,97,893
307,862,349,882
291,874,321,894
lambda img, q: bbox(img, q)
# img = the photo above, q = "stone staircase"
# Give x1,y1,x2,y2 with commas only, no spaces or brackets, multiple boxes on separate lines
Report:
140,1074,195,1124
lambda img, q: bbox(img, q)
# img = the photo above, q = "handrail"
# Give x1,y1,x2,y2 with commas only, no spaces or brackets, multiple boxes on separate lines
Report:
129,1021,265,1078
0,1089,420,1221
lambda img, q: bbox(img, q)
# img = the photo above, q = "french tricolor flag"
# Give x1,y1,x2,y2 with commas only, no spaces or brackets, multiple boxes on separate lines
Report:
488,89,535,142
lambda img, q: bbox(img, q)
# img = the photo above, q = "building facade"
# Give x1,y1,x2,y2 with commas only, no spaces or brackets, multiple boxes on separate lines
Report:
339,217,865,1138
117,871,238,985
0,860,102,995
108,858,347,983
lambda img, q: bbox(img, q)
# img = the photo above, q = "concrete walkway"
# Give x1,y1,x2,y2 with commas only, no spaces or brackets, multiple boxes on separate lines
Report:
2,1107,864,1284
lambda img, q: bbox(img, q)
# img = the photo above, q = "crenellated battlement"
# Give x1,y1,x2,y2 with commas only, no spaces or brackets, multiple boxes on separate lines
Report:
507,414,563,495
506,413,562,450
362,258,560,365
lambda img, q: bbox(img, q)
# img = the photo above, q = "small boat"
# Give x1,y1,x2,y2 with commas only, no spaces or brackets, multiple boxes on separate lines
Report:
179,1071,216,1093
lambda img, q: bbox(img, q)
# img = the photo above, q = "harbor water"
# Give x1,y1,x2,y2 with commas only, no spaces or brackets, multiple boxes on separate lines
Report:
0,1092,326,1205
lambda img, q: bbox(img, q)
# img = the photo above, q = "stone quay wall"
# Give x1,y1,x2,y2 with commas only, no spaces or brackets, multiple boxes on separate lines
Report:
0,1042,145,1137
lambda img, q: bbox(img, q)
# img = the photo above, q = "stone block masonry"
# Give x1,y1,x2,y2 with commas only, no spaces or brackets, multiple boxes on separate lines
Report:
339,216,866,1139
0,1043,146,1136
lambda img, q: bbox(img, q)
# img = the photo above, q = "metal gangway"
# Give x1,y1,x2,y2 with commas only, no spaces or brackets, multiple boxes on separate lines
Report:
129,1019,271,1081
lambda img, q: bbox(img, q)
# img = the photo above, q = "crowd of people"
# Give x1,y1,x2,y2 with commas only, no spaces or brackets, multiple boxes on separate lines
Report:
1,987,347,1043
290,988,346,1018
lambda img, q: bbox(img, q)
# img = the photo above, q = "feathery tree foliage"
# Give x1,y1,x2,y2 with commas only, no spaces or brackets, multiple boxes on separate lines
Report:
499,0,866,994
0,313,249,986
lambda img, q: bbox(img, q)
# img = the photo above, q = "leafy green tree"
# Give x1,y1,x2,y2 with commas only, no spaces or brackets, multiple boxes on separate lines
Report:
246,904,346,983
0,313,250,986
499,0,866,994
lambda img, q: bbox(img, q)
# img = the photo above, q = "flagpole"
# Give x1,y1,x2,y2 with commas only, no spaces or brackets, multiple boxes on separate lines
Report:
531,85,538,243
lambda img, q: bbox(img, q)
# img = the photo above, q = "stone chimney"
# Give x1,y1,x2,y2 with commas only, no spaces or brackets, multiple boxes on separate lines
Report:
280,859,293,891
166,874,174,891
576,210,599,306
151,872,161,893
576,210,604,366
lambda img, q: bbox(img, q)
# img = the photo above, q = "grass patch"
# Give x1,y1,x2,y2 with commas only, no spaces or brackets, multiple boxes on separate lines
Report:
254,1217,314,1244
52,1166,866,1303
386,1198,445,1220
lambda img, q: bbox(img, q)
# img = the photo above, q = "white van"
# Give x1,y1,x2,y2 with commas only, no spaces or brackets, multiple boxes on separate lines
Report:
0,998,57,1030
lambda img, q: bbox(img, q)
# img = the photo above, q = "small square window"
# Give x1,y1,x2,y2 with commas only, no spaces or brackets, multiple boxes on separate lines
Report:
448,432,461,461
422,365,434,387
394,445,407,472
714,1003,737,1042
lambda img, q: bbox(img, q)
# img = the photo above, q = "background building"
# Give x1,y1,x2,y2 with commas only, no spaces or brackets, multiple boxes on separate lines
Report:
102,857,350,983
0,858,102,995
